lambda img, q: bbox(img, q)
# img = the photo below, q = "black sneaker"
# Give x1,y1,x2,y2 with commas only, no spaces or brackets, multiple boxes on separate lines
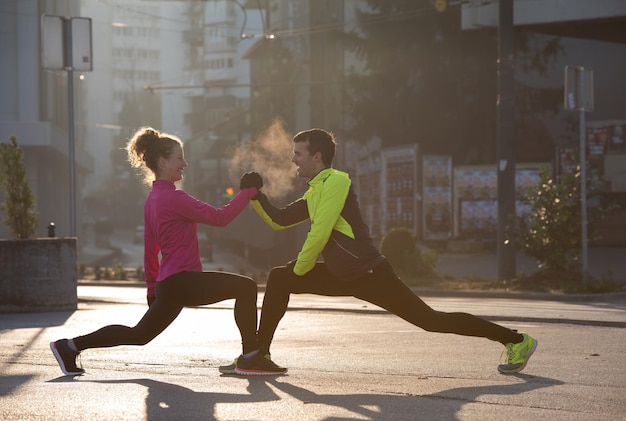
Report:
50,339,84,376
235,353,287,376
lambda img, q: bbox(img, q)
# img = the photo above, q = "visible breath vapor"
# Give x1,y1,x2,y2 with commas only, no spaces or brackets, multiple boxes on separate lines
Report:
230,120,295,200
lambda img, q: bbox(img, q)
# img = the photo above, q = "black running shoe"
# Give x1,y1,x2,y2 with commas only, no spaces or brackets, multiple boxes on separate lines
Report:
235,353,287,376
50,339,84,376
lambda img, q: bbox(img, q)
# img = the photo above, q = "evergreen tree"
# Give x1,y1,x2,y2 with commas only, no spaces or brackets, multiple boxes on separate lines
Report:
343,0,562,164
248,40,296,137
0,136,39,239
509,165,610,272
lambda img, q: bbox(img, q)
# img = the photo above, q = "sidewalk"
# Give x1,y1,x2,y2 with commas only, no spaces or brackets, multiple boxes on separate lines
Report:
435,247,626,282
78,240,626,282
78,244,626,306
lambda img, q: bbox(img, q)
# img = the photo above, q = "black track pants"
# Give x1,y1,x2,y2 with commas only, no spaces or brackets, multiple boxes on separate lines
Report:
73,271,259,354
257,260,521,353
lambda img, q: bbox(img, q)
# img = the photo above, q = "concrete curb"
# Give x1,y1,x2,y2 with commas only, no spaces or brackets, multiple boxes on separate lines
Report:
77,279,626,303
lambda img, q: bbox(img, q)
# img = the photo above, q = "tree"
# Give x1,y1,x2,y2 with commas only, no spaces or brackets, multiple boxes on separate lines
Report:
0,136,39,239
90,92,157,230
343,0,562,164
508,165,610,273
248,39,296,137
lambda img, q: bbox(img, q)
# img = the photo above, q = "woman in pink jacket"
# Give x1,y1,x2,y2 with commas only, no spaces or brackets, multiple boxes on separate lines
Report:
50,127,280,376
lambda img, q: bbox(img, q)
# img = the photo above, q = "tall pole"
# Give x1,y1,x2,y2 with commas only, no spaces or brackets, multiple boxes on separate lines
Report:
579,103,589,286
42,15,91,237
64,18,77,237
564,66,593,287
497,0,516,280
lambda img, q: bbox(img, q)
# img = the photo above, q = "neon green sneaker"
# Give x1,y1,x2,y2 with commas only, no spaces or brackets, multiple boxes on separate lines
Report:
498,333,538,374
218,357,238,374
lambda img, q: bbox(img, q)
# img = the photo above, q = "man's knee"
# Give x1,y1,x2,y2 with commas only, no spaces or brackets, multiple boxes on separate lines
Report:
267,266,294,289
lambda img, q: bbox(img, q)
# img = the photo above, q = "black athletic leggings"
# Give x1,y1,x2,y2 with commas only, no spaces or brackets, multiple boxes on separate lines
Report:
73,271,259,354
257,260,522,354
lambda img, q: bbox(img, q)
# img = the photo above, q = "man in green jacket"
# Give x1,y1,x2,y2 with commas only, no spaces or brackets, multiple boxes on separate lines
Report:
233,128,537,376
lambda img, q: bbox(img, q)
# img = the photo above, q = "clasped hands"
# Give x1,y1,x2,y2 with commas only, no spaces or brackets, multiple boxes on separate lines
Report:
240,171,263,199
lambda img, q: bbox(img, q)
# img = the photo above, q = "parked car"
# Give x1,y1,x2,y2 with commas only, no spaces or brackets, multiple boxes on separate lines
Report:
133,225,144,244
198,232,213,261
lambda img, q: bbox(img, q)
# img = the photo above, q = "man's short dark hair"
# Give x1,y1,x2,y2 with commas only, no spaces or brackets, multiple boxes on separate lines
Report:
293,128,336,167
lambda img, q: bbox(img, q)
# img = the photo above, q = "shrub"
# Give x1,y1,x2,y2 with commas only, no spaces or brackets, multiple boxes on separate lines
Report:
136,266,145,282
508,165,611,272
0,136,39,239
380,227,437,284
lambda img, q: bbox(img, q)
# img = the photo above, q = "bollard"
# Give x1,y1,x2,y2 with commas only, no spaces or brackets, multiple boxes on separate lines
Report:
48,222,56,237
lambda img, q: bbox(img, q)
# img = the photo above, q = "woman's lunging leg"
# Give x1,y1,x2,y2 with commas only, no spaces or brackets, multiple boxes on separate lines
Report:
73,300,182,351
178,271,259,353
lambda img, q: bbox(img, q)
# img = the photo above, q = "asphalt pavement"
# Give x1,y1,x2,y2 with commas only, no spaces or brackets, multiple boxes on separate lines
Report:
2,237,625,420
1,284,625,420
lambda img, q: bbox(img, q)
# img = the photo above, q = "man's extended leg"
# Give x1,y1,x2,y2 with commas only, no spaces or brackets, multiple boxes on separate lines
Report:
352,260,522,344
257,261,536,374
351,260,537,373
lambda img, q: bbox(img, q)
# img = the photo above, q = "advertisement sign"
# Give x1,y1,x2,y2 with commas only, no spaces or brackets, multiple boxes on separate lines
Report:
422,155,452,240
586,120,626,192
380,145,421,238
453,164,543,238
356,156,382,239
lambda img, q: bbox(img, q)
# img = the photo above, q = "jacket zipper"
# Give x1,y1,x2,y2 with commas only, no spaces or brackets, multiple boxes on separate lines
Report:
331,237,360,259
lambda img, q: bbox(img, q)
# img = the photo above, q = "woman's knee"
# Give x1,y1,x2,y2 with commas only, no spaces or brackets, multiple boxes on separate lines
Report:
240,276,257,294
129,327,160,345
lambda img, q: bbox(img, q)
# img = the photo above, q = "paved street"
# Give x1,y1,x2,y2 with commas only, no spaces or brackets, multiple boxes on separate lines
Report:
1,284,625,420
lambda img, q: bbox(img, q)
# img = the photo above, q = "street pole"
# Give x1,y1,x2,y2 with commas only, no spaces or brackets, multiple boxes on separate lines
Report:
579,100,589,287
497,0,516,280
64,18,77,237
564,65,593,288
41,15,91,238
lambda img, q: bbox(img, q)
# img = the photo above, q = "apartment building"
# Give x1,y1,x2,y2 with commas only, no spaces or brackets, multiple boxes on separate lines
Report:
0,0,92,239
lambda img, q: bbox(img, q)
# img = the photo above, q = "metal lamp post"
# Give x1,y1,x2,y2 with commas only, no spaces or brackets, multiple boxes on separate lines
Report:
564,65,594,286
41,15,93,237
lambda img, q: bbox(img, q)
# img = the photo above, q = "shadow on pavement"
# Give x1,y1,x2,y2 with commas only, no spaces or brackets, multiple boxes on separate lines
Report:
0,311,72,331
58,374,563,420
1,322,69,381
264,374,564,420
64,377,281,420
0,375,34,398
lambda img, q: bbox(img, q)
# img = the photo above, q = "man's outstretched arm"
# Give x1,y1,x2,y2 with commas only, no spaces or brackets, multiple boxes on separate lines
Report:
251,193,309,230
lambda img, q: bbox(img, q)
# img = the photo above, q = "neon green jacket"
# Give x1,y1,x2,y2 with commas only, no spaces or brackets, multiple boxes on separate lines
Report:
252,168,384,280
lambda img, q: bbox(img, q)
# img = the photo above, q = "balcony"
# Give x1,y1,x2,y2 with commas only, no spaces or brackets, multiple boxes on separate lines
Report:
183,28,204,45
